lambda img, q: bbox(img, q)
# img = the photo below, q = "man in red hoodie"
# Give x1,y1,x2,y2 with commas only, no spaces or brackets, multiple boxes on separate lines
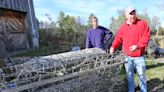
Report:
110,6,150,92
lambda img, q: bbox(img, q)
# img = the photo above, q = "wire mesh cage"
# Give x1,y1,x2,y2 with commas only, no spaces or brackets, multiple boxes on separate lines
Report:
0,48,126,92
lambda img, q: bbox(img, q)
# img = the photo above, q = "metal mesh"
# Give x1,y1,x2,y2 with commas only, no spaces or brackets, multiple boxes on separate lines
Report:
0,48,126,92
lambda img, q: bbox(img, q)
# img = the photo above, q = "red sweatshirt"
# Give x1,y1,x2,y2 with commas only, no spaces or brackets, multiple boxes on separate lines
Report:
111,19,150,57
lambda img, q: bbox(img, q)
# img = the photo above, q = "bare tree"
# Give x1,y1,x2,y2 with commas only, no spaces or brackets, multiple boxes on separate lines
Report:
151,16,160,36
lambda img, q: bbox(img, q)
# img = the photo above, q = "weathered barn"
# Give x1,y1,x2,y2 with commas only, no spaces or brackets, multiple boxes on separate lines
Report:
0,0,39,56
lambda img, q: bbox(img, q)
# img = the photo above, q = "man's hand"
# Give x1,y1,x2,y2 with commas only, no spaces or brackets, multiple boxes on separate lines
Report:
110,47,115,54
129,45,138,52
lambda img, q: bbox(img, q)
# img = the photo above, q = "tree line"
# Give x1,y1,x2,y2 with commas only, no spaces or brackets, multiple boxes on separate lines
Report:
37,10,164,52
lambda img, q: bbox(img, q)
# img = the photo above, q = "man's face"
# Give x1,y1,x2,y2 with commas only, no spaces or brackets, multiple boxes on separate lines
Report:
126,10,136,24
91,18,98,28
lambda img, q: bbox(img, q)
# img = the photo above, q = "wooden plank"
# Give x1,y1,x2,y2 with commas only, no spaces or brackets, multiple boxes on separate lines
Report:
17,0,21,10
11,0,15,10
30,0,36,29
8,0,13,9
19,0,27,12
1,0,5,8
5,0,10,9
0,0,27,11
0,12,3,33
17,0,24,11
22,0,26,12
3,10,25,32
23,0,28,12
0,0,28,12
7,34,28,50
0,0,3,7
0,0,6,8
4,0,8,8
12,0,16,10
15,0,18,10
18,0,23,11
0,11,4,33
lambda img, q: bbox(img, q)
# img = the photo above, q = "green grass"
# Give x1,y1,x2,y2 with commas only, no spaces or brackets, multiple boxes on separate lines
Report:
146,61,164,80
134,61,164,81
134,60,164,91
12,45,70,57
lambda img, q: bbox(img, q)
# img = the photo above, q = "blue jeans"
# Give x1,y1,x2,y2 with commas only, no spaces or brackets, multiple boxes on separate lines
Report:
124,56,147,92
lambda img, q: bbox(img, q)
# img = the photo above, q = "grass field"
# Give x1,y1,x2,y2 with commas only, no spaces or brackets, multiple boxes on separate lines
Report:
134,60,164,92
12,45,70,57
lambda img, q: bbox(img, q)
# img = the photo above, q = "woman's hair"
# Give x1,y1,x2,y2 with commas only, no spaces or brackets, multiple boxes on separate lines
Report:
91,16,98,22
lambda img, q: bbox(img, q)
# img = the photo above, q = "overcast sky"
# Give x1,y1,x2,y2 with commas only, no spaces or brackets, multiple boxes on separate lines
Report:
34,0,164,27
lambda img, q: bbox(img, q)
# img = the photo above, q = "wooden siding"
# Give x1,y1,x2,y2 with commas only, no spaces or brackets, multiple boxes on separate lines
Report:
0,0,39,51
0,9,29,52
0,0,28,12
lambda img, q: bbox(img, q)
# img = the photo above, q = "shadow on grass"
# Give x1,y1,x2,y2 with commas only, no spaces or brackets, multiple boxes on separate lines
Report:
147,78,164,92
146,63,164,69
135,78,164,92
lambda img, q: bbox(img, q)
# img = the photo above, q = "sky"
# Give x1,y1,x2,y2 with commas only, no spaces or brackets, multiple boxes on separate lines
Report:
33,0,164,28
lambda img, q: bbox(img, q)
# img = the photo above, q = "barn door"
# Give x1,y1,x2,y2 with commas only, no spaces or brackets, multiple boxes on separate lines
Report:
0,9,29,53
